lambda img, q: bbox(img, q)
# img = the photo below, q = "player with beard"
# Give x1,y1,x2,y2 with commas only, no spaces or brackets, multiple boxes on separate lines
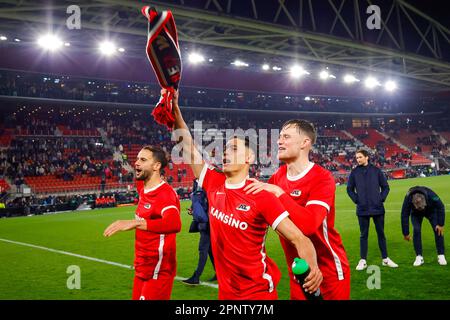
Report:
168,89,322,300
245,119,351,300
104,146,181,300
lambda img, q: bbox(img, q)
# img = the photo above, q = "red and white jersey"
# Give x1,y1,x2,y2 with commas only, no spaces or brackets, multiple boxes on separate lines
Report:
198,164,289,300
134,180,180,280
269,163,350,281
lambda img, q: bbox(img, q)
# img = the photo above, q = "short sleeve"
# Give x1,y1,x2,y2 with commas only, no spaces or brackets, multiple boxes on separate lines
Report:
160,205,179,216
158,188,180,216
257,191,289,230
198,163,226,192
305,172,335,212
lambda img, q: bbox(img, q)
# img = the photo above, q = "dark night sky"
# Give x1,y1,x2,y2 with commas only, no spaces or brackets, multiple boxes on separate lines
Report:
403,0,449,27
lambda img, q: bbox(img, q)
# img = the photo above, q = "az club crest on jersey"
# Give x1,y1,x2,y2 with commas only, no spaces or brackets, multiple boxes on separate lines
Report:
144,204,151,209
236,204,251,212
290,190,302,197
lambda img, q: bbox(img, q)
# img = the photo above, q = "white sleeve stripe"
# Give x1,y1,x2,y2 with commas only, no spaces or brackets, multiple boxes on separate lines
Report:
198,163,209,188
306,200,330,212
161,205,179,216
272,211,289,230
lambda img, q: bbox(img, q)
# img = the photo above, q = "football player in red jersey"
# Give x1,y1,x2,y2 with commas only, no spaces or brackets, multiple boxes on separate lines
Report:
168,89,322,300
245,119,351,300
104,146,181,300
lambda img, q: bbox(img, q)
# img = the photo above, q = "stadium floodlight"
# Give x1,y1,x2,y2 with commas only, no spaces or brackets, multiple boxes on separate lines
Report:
343,74,359,84
364,76,381,89
290,65,310,78
188,52,205,64
14,38,21,42
208,58,213,62
304,96,311,101
64,42,71,47
319,70,330,80
262,64,270,71
272,66,282,71
99,41,117,56
231,60,249,67
37,34,63,51
118,47,125,53
0,36,7,41
384,80,397,92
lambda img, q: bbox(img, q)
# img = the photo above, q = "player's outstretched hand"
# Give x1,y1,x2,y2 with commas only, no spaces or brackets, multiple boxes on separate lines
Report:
162,88,184,129
244,178,285,197
103,220,138,237
161,88,180,114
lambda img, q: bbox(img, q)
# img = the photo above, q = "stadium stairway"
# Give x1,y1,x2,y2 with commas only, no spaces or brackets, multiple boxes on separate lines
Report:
377,130,410,152
348,128,405,159
433,130,449,145
437,131,450,143
393,129,435,154
115,150,133,173
433,130,450,157
382,130,432,165
97,128,114,150
341,130,371,151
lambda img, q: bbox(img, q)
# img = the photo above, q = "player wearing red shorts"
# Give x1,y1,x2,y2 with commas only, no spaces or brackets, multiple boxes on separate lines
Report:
104,146,181,300
245,120,351,300
169,89,323,300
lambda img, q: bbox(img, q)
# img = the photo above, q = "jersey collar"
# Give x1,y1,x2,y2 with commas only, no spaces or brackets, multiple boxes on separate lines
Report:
144,180,166,193
225,176,250,189
286,162,314,181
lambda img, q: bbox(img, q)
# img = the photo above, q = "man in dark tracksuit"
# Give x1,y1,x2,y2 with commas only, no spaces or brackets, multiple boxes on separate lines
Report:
347,149,398,270
401,186,447,266
182,180,216,285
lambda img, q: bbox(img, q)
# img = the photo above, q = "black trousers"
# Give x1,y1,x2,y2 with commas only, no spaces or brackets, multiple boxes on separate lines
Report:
358,214,388,259
192,230,215,281
411,214,445,256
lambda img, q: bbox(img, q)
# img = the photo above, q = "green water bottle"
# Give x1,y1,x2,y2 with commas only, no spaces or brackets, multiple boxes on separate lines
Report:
292,257,323,300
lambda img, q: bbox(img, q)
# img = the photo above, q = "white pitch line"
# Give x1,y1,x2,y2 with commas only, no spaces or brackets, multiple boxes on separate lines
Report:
0,238,218,289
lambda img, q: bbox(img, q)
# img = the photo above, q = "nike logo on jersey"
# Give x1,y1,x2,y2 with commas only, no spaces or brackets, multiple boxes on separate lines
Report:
290,190,302,197
236,204,251,212
144,204,151,209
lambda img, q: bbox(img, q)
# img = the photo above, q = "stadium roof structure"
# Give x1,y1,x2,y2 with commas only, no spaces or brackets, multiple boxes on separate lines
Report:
0,0,449,93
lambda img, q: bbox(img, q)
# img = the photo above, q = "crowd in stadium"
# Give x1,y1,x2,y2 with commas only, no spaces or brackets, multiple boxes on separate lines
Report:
0,136,130,183
0,191,138,217
0,69,422,113
1,72,449,217
1,106,448,185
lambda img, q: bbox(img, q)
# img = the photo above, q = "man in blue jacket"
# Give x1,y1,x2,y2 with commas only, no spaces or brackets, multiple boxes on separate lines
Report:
182,179,216,285
401,186,446,266
347,149,398,270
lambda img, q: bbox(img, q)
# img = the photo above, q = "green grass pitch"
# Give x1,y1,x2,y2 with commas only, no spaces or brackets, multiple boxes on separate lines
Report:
0,175,448,300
